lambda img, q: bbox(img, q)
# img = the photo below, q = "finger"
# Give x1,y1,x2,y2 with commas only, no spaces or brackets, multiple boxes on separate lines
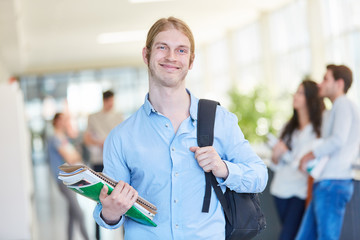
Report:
120,185,138,209
99,185,109,202
299,161,305,171
111,180,126,196
190,146,199,152
198,158,214,170
122,183,134,198
129,189,138,204
192,146,212,159
201,162,213,172
197,149,218,162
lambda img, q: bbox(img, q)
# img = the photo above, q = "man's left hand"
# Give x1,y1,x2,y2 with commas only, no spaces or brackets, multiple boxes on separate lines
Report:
190,146,229,179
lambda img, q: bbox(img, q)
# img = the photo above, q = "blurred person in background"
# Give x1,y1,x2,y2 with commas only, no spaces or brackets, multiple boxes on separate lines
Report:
296,64,360,240
47,112,89,240
83,90,123,240
270,80,325,240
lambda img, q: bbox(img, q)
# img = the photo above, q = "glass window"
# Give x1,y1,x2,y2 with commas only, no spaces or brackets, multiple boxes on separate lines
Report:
233,23,261,65
269,0,311,94
206,38,230,101
321,0,360,104
232,22,263,94
269,0,309,54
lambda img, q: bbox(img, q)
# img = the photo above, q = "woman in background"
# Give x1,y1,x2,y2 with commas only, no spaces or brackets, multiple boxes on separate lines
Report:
48,112,89,240
270,80,324,240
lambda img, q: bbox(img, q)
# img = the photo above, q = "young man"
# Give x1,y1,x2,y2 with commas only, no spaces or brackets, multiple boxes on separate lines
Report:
297,64,360,240
93,17,268,240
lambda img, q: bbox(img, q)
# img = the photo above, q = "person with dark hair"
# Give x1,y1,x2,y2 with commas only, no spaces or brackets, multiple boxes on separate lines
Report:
102,90,114,99
83,90,123,240
92,17,268,239
47,113,89,240
270,80,325,240
296,64,360,240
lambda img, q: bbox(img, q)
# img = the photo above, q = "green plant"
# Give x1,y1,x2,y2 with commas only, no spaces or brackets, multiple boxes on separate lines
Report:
228,86,280,143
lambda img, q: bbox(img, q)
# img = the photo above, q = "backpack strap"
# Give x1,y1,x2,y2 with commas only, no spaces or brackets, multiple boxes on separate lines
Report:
197,99,218,147
197,99,218,212
197,99,232,221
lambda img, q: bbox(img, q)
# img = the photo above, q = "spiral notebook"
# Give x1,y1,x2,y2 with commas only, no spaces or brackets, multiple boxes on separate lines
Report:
58,164,157,227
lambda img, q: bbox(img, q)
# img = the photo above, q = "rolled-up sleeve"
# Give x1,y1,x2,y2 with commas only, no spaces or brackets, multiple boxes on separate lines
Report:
217,109,268,193
93,202,125,229
93,127,130,228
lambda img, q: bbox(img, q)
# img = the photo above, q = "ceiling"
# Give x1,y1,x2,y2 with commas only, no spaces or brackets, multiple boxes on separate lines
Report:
0,0,294,75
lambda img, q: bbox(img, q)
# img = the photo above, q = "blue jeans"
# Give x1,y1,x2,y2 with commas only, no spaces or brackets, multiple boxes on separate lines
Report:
296,179,354,240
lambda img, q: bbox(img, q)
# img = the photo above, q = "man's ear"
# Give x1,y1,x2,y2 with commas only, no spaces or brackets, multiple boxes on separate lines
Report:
142,47,149,65
337,78,345,93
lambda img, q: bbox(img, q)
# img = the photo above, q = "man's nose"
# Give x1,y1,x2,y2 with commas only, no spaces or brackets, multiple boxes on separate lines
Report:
166,50,176,61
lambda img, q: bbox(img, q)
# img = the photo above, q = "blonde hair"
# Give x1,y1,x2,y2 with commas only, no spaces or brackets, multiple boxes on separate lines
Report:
145,17,195,65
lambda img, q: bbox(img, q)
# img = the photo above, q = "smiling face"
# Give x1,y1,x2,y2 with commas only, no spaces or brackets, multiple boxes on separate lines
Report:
143,28,193,89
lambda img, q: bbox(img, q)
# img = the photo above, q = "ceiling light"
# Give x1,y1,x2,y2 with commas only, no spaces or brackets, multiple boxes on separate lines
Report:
129,0,174,3
97,30,147,44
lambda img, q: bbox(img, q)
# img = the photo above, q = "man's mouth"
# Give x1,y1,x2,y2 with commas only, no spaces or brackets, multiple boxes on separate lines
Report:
160,63,180,70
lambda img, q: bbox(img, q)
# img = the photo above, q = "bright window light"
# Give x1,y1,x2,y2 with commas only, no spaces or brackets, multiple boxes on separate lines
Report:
97,30,147,44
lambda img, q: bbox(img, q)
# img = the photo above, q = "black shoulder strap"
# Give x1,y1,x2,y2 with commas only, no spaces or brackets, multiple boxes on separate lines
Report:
197,99,218,212
197,99,231,220
197,99,218,147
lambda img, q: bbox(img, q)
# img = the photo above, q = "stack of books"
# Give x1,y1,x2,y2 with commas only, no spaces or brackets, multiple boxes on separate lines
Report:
58,164,157,227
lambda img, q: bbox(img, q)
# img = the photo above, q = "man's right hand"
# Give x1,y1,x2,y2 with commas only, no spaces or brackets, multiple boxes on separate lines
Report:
299,152,315,173
99,181,138,224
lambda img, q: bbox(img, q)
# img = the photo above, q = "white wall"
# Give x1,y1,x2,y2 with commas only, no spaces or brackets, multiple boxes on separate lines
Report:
0,84,34,239
0,60,10,84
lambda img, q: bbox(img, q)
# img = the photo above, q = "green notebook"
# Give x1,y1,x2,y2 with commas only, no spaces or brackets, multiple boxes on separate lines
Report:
58,164,157,227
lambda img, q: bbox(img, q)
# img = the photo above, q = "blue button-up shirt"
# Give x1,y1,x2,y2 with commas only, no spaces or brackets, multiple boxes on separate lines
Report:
93,91,268,240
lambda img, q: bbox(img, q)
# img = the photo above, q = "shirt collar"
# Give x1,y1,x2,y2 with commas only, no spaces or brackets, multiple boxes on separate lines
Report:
332,95,346,107
142,89,199,121
143,93,156,116
188,89,198,121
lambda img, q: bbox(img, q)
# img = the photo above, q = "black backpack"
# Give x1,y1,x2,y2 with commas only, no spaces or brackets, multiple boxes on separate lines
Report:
197,99,266,240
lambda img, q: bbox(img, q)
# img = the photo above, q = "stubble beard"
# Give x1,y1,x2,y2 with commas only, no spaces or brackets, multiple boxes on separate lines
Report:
148,63,188,89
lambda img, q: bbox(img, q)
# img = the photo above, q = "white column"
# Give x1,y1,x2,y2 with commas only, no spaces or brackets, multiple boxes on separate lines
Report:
0,84,34,239
307,0,326,81
0,60,10,84
259,13,275,93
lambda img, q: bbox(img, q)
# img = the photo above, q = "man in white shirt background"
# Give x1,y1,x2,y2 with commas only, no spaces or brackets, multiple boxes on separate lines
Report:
296,64,360,240
83,90,123,240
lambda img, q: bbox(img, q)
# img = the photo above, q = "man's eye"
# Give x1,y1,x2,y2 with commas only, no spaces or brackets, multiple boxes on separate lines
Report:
178,49,187,54
158,46,166,50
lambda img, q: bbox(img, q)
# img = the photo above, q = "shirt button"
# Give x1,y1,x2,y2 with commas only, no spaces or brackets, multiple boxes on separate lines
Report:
175,172,179,177
175,224,179,229
174,199,178,203
171,147,175,151
165,123,169,128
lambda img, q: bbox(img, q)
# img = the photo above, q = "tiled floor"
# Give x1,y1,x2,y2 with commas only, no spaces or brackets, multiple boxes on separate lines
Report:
33,160,123,240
